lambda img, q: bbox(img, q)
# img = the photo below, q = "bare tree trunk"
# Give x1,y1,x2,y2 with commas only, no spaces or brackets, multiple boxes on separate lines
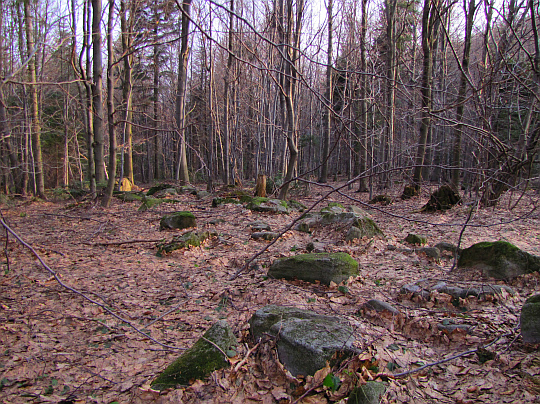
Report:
92,0,105,183
410,0,441,193
318,0,333,183
222,0,235,185
152,12,162,180
24,0,46,198
357,0,369,192
451,0,477,189
383,0,397,188
175,0,192,184
278,0,304,200
102,0,116,207
120,0,134,185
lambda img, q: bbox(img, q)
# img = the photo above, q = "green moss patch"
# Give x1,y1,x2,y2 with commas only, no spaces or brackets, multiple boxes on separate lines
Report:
268,252,359,285
160,211,197,230
157,231,215,255
151,320,236,390
457,241,540,279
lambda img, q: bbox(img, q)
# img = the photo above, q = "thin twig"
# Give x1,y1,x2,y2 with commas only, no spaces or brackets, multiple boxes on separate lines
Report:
233,341,260,372
0,214,184,351
87,238,165,246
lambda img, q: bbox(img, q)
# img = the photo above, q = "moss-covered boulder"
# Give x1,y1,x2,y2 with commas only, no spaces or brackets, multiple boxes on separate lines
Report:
298,204,383,240
251,231,279,241
247,197,289,214
147,183,174,196
521,294,540,343
405,234,427,246
348,381,387,404
249,305,354,377
420,185,461,212
160,211,197,230
268,252,358,285
212,197,244,207
457,241,540,279
114,191,143,202
157,231,215,255
151,320,236,390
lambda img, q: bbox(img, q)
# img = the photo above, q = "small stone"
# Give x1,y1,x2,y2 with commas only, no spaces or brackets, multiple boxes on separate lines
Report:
405,234,427,245
251,232,279,241
250,222,272,232
362,299,400,315
418,247,440,259
521,294,540,343
160,211,197,230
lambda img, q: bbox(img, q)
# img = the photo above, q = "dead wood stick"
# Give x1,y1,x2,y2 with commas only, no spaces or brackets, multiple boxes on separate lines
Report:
89,238,165,246
233,341,260,372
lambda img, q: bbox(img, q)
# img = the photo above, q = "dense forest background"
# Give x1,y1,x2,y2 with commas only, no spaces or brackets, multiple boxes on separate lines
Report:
1,0,539,206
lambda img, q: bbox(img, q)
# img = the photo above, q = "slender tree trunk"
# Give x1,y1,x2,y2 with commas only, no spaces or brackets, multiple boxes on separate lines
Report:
411,0,440,191
222,0,235,185
383,0,397,188
102,0,116,207
24,0,46,198
153,14,162,180
174,0,192,183
278,0,304,200
357,0,369,192
120,0,134,185
318,0,333,183
92,0,105,183
451,0,477,189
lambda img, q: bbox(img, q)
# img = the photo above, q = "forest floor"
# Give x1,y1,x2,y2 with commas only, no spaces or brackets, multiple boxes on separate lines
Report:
0,180,539,404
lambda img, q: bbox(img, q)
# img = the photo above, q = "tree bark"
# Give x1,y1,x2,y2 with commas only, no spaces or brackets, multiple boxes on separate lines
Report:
102,0,116,207
24,0,46,198
174,0,192,184
120,0,134,185
92,0,105,183
318,0,333,183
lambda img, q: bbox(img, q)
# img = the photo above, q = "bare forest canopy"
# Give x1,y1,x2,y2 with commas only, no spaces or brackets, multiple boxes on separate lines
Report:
1,0,540,206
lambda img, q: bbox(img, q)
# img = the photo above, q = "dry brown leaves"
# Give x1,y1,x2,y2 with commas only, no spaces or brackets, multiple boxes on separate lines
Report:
0,183,539,403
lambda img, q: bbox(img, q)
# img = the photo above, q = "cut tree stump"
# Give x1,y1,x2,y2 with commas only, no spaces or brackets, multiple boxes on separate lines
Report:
254,175,267,198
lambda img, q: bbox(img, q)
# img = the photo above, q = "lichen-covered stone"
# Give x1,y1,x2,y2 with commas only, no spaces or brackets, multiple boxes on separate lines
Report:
156,231,215,255
247,197,289,214
196,190,211,200
346,226,363,241
521,294,540,343
362,300,400,315
251,231,279,241
348,381,387,404
249,305,354,377
435,242,461,254
250,221,272,231
151,320,236,390
160,211,196,230
147,183,174,196
212,197,243,207
457,241,540,279
405,234,427,245
268,252,359,285
418,247,440,259
114,191,143,202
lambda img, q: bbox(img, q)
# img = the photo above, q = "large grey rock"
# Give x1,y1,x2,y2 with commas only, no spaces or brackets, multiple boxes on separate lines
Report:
249,305,354,377
247,197,289,214
151,320,236,389
458,241,540,279
268,252,358,285
160,211,196,230
297,204,383,239
521,294,540,343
